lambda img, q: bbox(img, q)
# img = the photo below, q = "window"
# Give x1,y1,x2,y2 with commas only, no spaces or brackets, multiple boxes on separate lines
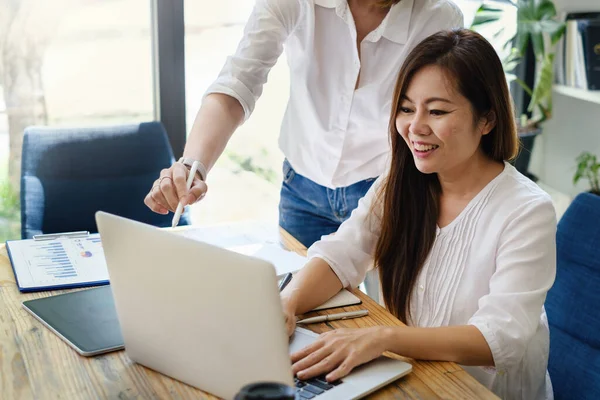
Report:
184,1,288,226
0,0,154,241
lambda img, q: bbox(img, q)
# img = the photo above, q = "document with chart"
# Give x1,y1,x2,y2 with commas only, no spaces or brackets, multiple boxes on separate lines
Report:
6,234,109,292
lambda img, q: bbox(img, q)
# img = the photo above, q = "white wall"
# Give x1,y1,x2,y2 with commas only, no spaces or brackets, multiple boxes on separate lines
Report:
529,91,600,198
529,0,600,216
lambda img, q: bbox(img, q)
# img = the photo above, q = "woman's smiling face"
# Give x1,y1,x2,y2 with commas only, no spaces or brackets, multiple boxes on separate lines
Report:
395,64,494,176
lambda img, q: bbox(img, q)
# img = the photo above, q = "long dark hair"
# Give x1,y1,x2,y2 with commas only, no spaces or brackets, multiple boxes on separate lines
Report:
374,29,519,324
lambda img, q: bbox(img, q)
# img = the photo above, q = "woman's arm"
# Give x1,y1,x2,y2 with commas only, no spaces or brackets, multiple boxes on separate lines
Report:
183,93,244,173
185,0,304,173
293,195,557,382
291,324,493,382
145,0,302,213
381,325,494,366
281,257,343,316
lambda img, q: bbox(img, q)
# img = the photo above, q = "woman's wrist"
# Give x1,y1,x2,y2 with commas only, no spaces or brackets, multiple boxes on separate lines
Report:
378,326,401,354
281,291,299,315
178,157,207,181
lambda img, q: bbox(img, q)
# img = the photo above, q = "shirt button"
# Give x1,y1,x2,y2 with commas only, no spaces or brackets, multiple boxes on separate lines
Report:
419,285,425,291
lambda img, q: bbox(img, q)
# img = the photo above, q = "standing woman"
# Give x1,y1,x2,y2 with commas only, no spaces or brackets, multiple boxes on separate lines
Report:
144,0,463,247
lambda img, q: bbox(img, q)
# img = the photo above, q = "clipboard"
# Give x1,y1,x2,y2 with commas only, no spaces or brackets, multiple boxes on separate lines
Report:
5,231,110,292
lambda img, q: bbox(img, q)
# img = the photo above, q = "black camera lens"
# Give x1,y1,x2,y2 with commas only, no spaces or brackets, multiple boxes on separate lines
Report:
234,382,295,400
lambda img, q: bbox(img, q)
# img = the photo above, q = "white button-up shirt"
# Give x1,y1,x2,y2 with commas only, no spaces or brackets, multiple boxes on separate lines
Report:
205,0,463,188
308,163,557,400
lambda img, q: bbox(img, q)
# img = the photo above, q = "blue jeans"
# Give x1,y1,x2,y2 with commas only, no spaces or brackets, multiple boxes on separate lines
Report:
279,159,376,248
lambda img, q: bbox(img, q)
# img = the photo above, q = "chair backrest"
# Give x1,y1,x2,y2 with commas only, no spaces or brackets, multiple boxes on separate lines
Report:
546,192,600,400
21,122,189,239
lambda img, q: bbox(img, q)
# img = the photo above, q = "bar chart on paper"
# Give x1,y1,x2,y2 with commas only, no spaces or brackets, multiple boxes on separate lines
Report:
6,234,109,291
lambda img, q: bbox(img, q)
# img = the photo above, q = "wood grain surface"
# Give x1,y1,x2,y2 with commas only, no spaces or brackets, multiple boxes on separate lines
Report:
0,228,498,399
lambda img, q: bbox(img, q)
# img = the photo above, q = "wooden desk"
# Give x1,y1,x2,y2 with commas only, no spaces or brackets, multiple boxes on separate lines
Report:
0,229,498,399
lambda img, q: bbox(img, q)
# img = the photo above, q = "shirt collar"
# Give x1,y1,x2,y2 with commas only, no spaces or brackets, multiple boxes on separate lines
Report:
314,0,339,7
314,0,413,44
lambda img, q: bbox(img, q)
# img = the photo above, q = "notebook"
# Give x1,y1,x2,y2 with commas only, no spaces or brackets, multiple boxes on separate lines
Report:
312,287,361,311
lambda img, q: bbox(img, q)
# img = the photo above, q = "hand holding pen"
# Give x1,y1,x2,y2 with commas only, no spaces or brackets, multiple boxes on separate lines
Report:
172,161,199,227
144,161,208,219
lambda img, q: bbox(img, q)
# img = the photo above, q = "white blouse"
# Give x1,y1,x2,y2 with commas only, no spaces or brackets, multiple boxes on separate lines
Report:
205,0,463,188
307,163,557,400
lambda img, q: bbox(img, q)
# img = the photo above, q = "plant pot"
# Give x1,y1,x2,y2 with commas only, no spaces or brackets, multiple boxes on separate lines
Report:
513,127,543,181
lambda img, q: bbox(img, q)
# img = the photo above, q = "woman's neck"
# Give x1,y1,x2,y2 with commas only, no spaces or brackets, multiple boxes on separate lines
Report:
437,153,504,200
348,0,389,14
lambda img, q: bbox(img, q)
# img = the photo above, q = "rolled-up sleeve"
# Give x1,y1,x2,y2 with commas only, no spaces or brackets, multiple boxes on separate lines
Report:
204,0,303,121
307,176,385,288
468,196,557,372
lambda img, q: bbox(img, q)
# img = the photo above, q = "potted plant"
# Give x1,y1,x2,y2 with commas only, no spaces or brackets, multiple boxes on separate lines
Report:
573,152,600,196
471,0,566,180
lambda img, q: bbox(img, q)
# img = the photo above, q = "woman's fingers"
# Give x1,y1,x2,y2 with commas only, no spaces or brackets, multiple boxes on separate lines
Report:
185,179,208,206
292,344,333,375
171,163,189,203
144,184,169,214
325,357,357,382
295,351,345,381
145,165,209,214
159,169,181,211
291,339,326,363
291,328,382,382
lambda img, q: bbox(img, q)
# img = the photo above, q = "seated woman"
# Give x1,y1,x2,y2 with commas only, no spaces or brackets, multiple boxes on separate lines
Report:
281,29,556,400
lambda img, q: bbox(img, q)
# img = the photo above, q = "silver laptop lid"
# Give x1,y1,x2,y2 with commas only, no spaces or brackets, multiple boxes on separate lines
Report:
96,212,294,399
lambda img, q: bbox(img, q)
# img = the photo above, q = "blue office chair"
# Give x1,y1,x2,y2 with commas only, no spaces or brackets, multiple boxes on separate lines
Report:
545,192,600,400
20,122,190,239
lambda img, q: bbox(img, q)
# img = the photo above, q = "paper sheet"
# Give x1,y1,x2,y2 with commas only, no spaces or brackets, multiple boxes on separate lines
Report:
7,234,108,290
177,221,307,277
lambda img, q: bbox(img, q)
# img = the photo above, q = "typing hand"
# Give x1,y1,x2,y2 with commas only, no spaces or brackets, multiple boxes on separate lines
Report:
145,162,208,214
291,327,386,382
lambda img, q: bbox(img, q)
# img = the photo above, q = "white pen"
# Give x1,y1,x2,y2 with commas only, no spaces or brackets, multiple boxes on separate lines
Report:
172,160,199,228
297,309,369,324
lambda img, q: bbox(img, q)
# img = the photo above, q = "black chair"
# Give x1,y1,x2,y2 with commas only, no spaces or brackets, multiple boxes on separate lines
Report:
20,122,189,239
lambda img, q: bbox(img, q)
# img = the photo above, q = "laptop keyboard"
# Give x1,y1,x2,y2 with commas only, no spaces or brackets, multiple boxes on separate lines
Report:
295,375,342,399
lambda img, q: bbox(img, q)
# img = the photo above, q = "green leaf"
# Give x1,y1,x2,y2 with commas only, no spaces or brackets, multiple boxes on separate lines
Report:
493,26,507,40
528,53,554,114
502,48,522,72
515,77,534,97
471,4,505,27
530,31,545,59
550,23,566,45
535,0,557,20
573,152,600,190
503,60,520,72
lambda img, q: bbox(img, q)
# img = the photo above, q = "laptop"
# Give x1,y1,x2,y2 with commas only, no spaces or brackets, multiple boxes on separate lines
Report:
95,212,412,400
